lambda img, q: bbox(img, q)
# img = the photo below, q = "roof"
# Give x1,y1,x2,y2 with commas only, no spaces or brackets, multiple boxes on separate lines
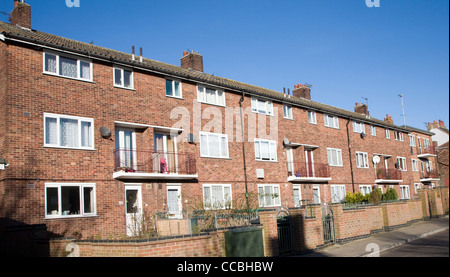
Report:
401,125,435,136
0,21,411,132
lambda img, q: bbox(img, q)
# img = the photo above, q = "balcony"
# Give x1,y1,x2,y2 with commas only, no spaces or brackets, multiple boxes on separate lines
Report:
113,150,198,180
375,168,403,184
287,162,331,183
417,145,437,158
420,169,440,182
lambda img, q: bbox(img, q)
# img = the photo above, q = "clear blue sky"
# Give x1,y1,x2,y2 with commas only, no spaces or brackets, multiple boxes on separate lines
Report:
1,0,448,130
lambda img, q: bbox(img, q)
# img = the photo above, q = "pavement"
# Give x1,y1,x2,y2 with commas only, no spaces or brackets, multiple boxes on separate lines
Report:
298,216,449,257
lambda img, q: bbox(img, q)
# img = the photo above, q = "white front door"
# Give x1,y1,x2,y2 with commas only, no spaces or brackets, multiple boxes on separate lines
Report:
125,185,142,237
167,185,182,219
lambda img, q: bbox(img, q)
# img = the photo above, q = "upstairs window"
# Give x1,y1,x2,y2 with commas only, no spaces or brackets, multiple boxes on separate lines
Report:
200,132,229,158
254,139,277,161
308,111,317,124
44,113,94,150
397,157,407,171
251,97,273,116
409,135,416,147
356,152,369,168
370,125,376,136
197,86,225,106
44,52,92,81
353,121,365,134
394,131,404,141
165,79,182,98
385,129,391,139
324,114,339,129
114,67,133,89
283,105,293,119
327,148,343,167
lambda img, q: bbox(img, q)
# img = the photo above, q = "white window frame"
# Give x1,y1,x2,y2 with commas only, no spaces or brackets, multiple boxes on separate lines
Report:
356,151,369,168
324,114,339,129
370,125,376,136
44,113,95,150
197,85,226,107
359,185,372,196
385,129,391,139
165,78,182,98
283,105,293,119
414,183,421,194
258,184,281,207
411,159,419,172
254,138,277,162
43,51,93,82
251,97,273,116
327,147,343,167
330,185,346,203
409,135,416,147
202,184,232,210
397,156,407,171
352,121,365,134
199,131,229,159
308,111,317,124
400,185,410,199
113,66,134,89
394,131,404,141
45,183,96,219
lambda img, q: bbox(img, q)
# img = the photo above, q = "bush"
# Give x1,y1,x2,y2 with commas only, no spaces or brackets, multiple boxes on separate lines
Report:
382,188,398,201
369,188,382,205
345,191,369,204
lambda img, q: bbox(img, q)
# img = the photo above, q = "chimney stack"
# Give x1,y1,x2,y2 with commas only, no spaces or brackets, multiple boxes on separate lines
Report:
11,0,31,29
180,51,204,72
292,84,311,100
384,114,393,125
354,102,369,116
427,120,446,131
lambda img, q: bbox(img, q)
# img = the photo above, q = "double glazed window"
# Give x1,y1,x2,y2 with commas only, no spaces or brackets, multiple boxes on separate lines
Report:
397,157,407,171
258,184,281,207
197,86,225,106
203,184,232,209
356,152,369,168
394,131,404,141
327,148,343,166
44,52,92,81
114,67,133,89
251,97,273,116
200,132,229,158
166,79,182,98
283,105,293,119
352,121,365,134
308,111,317,124
45,183,96,218
324,114,339,128
254,139,277,161
331,185,346,203
44,113,94,150
370,125,376,136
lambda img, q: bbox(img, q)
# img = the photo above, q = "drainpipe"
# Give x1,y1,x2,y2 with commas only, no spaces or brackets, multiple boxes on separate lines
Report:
239,91,250,213
346,119,355,193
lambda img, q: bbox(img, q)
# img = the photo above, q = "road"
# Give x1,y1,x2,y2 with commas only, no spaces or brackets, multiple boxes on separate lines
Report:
381,230,449,257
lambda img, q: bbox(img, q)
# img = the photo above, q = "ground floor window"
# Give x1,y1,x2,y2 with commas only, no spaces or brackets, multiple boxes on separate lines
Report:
45,183,96,218
293,185,301,207
400,185,410,199
359,185,372,196
414,183,421,194
330,185,346,203
258,184,281,207
202,184,232,209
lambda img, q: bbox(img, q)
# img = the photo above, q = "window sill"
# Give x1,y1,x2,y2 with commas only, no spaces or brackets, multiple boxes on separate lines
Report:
114,85,135,91
45,214,98,220
197,100,226,108
255,160,278,163
166,95,184,100
324,126,340,130
43,72,94,83
200,156,232,160
44,145,97,151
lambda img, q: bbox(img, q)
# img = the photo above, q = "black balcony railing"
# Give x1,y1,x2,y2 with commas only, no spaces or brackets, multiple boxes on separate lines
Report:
376,168,402,180
114,149,197,175
287,162,330,178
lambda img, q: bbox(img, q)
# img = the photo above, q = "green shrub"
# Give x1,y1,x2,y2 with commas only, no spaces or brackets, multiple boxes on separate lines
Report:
369,188,382,205
382,188,398,201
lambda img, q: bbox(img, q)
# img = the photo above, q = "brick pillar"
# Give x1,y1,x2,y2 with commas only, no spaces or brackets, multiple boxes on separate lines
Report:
259,210,278,257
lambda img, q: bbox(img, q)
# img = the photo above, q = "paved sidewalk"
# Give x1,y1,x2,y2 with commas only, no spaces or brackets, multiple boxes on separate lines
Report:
298,216,449,257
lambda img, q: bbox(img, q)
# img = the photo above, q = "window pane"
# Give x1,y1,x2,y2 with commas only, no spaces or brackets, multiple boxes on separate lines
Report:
174,81,181,97
60,118,79,147
200,134,208,156
83,187,94,214
165,79,173,96
254,141,260,159
123,70,132,88
208,134,220,157
46,187,59,215
197,86,205,102
114,68,122,86
217,90,224,106
265,186,273,206
203,186,211,208
211,186,223,208
258,100,266,114
59,56,78,78
269,141,276,160
45,117,58,145
45,54,57,73
61,186,80,215
81,121,92,147
220,136,228,157
260,141,269,160
293,188,300,206
206,88,216,104
258,187,264,207
80,61,91,80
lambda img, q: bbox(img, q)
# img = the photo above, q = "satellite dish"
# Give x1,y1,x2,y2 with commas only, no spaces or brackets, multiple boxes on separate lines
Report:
372,156,380,164
283,138,290,146
360,132,366,139
99,127,111,139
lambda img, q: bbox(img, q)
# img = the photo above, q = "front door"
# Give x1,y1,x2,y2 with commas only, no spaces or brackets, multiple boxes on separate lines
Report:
167,185,182,219
125,185,142,237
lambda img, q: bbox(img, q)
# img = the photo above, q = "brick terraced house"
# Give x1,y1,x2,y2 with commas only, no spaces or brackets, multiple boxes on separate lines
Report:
0,1,439,239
